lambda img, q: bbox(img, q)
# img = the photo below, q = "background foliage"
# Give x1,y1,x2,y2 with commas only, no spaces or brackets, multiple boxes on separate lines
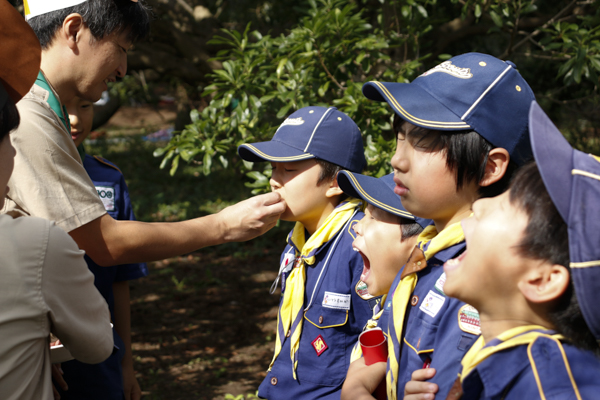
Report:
152,0,600,192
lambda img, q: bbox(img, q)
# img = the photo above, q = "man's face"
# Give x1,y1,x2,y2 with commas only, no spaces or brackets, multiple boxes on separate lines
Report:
74,26,130,102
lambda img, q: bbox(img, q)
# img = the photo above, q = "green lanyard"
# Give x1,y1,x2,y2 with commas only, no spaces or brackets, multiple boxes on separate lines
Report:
36,71,86,162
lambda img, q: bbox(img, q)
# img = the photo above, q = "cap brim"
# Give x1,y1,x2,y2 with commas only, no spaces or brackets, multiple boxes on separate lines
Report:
238,141,315,163
362,81,471,131
338,171,418,221
528,101,574,223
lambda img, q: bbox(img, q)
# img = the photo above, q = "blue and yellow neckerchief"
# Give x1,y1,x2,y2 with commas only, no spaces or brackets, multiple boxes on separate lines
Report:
459,325,564,382
36,70,85,162
386,222,465,400
269,198,361,379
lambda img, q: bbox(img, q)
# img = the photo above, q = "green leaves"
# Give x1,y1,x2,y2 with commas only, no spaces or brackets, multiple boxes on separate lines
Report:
154,0,600,184
155,0,420,188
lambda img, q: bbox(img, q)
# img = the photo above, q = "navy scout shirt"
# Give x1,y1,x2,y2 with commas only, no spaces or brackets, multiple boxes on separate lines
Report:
458,332,600,399
259,213,372,399
386,241,480,399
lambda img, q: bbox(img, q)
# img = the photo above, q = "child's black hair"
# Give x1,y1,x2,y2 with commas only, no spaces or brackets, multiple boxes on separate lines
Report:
0,97,20,141
27,0,152,49
315,159,344,185
400,219,424,241
509,161,600,356
393,116,516,199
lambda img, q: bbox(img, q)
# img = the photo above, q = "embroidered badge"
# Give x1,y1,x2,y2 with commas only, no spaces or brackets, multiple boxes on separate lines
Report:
434,272,447,296
419,290,446,318
322,291,351,310
95,186,115,211
355,280,375,300
312,335,328,356
420,61,473,79
458,305,481,335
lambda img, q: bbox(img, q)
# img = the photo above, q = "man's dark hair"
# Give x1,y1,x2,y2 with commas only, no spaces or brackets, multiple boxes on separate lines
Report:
27,0,151,49
509,161,599,356
315,158,344,185
393,115,516,199
0,97,20,141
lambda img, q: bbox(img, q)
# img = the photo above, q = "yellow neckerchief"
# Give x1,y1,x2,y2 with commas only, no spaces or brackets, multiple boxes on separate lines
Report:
459,325,564,382
350,294,387,363
386,221,465,400
269,198,361,379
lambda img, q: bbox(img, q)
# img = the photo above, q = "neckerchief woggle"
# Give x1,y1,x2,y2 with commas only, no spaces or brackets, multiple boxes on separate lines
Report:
269,198,361,379
350,294,387,363
36,71,86,162
386,222,465,400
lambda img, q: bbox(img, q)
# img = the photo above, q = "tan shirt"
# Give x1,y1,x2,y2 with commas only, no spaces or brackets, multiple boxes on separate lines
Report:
3,83,106,232
0,214,113,400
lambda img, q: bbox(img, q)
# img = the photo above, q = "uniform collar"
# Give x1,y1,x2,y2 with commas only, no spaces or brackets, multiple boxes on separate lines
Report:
461,344,531,398
35,71,87,162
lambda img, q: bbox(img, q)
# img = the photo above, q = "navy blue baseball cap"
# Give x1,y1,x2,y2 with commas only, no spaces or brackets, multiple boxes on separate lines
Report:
238,106,366,173
529,101,600,342
337,171,431,228
363,53,535,166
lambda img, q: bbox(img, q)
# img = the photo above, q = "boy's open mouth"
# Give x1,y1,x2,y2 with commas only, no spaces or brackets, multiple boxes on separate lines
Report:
444,251,467,274
353,246,371,281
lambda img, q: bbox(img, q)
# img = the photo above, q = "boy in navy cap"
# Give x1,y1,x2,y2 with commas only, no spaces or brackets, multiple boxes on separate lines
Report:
404,102,600,400
342,53,536,400
337,172,429,334
238,106,371,399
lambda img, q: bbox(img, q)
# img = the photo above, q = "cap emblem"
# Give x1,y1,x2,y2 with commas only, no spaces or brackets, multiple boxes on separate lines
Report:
277,116,305,129
420,61,473,80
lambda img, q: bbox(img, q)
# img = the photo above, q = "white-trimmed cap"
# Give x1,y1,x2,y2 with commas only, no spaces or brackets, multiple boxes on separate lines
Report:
23,0,88,20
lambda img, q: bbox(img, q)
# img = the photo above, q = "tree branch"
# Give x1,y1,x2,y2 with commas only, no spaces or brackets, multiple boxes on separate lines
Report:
316,47,345,91
500,0,578,58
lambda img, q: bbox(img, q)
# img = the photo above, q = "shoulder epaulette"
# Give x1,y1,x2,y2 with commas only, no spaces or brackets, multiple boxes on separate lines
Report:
528,335,582,400
92,155,122,174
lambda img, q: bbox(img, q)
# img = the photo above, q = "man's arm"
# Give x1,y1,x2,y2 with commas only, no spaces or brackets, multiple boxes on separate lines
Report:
70,191,285,266
341,358,386,400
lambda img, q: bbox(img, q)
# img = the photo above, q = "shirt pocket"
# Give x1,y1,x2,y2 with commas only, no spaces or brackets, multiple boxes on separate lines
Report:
298,305,350,386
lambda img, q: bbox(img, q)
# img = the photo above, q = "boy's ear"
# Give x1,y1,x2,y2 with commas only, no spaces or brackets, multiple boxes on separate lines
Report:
518,262,570,304
325,174,344,198
479,148,510,187
61,13,85,51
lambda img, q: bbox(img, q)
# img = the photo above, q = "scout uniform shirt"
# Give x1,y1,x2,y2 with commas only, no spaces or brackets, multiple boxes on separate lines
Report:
385,223,480,400
0,214,113,400
57,154,148,400
259,202,372,399
450,326,600,399
2,71,106,232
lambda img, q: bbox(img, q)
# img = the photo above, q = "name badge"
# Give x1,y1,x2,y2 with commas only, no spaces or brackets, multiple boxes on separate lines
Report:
322,291,351,310
419,290,445,318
